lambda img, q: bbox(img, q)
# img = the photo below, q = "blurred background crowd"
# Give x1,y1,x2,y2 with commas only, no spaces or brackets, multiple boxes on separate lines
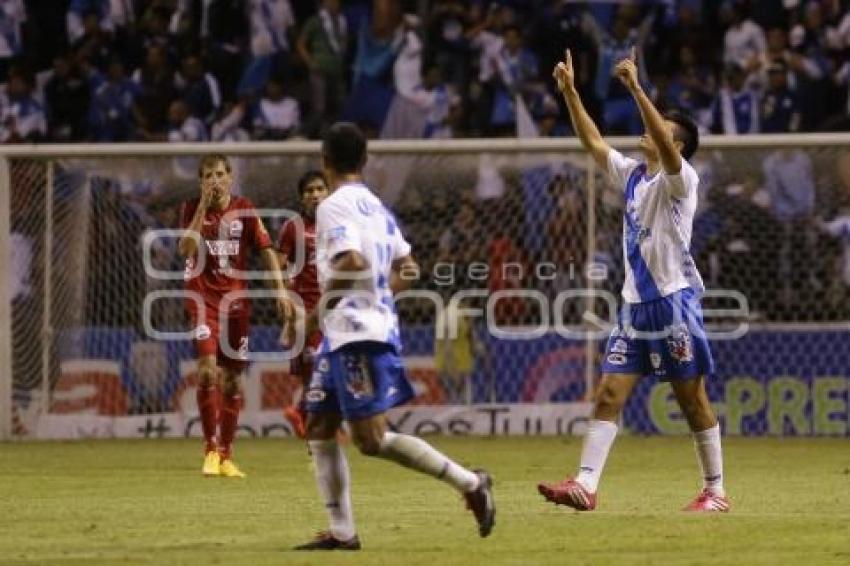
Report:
1,0,849,144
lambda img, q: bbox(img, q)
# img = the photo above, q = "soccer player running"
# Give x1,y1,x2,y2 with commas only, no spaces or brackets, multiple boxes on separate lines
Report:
277,170,329,438
293,123,495,550
178,154,292,478
538,49,729,512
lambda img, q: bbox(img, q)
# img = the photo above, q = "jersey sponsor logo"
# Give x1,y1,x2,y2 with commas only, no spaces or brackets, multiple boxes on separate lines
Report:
611,339,628,354
229,219,243,238
666,324,694,362
606,353,626,365
205,240,240,256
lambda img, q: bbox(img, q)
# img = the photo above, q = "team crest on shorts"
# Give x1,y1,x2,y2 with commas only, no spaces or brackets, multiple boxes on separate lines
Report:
666,324,694,362
344,355,373,399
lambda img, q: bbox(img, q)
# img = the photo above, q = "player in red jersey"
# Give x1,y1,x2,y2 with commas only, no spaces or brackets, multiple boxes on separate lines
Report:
178,154,292,478
277,170,329,438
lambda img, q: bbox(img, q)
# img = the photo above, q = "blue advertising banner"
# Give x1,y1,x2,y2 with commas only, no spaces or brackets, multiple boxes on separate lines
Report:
57,326,849,436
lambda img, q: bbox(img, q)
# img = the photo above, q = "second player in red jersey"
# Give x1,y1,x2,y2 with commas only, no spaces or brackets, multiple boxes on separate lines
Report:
277,170,329,438
178,154,292,478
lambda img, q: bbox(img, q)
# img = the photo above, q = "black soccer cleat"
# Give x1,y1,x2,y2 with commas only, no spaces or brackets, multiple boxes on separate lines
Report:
293,531,361,551
463,469,495,538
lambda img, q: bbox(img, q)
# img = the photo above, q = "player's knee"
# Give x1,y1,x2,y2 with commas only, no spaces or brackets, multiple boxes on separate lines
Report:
305,414,338,440
679,395,713,425
353,432,383,457
221,380,241,398
596,382,627,414
197,366,217,388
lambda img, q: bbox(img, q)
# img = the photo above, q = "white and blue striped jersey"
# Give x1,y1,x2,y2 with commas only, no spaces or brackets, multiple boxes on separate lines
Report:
316,183,410,353
608,149,704,304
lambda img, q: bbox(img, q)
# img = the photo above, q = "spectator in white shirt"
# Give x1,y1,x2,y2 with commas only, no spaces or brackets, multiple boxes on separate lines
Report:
721,1,766,68
0,0,26,81
1,75,47,143
239,0,295,97
252,76,300,139
167,99,207,142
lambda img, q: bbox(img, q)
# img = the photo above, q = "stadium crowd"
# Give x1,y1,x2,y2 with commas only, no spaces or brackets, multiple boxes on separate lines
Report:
0,0,849,144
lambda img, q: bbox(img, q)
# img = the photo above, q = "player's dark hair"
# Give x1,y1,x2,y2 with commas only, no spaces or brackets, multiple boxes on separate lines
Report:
664,109,699,161
322,122,367,174
197,154,231,177
297,170,327,196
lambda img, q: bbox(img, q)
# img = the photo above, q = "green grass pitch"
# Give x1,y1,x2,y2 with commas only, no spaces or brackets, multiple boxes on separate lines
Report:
1,436,849,565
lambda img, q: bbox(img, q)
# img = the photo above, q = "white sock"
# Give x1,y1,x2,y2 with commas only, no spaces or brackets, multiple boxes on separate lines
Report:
693,423,725,497
575,419,618,492
308,439,356,540
378,431,479,493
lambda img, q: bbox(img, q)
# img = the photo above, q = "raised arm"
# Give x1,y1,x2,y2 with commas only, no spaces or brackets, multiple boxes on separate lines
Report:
553,49,611,169
615,48,681,175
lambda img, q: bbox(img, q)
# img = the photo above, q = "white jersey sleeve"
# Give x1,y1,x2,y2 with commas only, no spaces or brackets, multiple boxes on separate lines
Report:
389,215,412,261
607,149,640,190
317,198,362,261
661,159,700,200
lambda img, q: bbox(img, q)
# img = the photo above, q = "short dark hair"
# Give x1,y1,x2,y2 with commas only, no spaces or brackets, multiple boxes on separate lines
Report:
322,122,367,174
664,109,699,161
197,154,231,177
297,170,327,196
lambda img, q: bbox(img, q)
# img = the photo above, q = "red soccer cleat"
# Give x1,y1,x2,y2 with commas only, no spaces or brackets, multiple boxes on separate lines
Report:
537,478,597,511
283,405,307,439
683,489,730,512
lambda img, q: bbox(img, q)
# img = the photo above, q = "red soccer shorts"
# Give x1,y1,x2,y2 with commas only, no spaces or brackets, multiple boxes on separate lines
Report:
188,303,249,372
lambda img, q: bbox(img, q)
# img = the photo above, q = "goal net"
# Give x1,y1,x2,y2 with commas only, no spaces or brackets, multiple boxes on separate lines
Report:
3,135,849,439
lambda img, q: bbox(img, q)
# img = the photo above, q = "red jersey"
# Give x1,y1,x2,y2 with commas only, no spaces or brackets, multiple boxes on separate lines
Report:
181,195,272,313
277,215,321,311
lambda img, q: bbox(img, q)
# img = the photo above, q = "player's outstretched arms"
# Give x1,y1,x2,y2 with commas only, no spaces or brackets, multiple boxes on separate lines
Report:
390,254,419,295
553,49,611,170
615,48,681,175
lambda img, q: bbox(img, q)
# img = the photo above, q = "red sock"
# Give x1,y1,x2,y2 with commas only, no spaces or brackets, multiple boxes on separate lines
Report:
219,393,242,460
196,385,220,454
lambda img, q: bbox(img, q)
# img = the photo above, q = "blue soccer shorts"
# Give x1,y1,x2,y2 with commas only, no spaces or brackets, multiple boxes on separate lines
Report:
304,340,415,420
600,288,715,380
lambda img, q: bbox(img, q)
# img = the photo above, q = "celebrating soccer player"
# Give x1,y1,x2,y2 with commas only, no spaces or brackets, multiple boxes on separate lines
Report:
178,154,291,478
277,170,329,439
538,49,729,512
293,123,495,550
